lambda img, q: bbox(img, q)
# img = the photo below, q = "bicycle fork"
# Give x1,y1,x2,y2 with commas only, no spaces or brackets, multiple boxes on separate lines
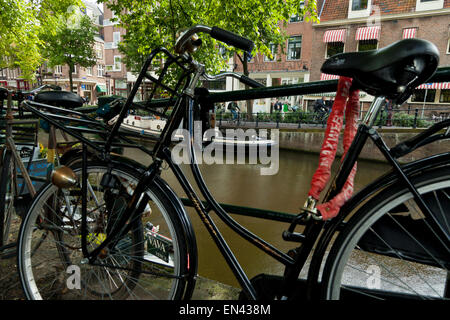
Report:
80,156,162,263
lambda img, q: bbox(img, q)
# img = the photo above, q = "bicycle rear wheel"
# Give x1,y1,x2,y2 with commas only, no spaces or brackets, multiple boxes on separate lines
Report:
322,166,450,300
0,149,20,257
18,161,189,300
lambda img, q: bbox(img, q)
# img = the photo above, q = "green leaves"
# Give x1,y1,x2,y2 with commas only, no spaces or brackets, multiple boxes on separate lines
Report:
0,0,83,80
99,0,317,75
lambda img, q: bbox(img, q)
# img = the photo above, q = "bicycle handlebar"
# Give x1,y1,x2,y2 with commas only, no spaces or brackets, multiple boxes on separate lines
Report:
210,27,254,53
174,25,254,55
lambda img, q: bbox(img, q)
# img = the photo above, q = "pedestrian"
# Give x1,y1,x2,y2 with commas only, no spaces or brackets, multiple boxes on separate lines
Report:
385,98,393,127
326,97,333,113
314,96,327,115
228,101,240,120
274,100,282,112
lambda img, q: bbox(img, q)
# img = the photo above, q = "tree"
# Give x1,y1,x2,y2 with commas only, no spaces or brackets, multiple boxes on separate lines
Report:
100,0,318,75
0,0,81,81
42,13,97,92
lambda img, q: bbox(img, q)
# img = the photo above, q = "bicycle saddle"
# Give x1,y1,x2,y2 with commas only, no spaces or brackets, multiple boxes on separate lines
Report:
321,38,439,104
34,90,84,109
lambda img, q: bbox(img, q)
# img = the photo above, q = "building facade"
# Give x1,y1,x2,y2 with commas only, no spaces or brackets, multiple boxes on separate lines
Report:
233,1,321,112
310,0,450,115
1,1,107,105
102,6,128,98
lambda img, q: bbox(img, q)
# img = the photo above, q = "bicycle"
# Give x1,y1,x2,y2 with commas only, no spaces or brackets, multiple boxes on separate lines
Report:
17,25,449,300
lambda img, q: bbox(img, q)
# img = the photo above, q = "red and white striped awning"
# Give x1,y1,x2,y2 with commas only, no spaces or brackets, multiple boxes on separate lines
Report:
416,82,450,90
355,26,381,41
320,73,339,81
402,28,417,39
323,29,346,43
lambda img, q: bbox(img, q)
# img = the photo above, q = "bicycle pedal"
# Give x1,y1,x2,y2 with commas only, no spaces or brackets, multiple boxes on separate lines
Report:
282,230,305,242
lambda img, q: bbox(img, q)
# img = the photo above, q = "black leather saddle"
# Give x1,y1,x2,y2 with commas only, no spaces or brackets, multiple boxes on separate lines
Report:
34,91,84,109
321,38,440,104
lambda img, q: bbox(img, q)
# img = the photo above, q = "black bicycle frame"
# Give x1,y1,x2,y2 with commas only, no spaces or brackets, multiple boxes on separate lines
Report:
20,46,450,300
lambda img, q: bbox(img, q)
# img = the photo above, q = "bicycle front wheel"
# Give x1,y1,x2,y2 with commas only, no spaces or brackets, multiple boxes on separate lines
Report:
322,166,450,300
18,161,189,300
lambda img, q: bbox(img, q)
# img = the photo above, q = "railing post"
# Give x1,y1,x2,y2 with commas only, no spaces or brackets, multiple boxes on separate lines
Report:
413,108,418,129
276,112,280,129
298,112,301,128
219,111,222,127
237,111,240,126
255,112,258,128
379,110,384,129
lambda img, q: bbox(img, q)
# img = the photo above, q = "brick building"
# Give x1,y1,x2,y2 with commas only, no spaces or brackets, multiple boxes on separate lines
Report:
310,0,450,115
233,1,321,112
1,1,107,105
39,1,107,104
102,6,129,98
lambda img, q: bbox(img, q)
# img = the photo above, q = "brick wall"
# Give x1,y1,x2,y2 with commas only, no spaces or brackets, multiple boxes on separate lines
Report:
311,15,450,81
234,21,314,74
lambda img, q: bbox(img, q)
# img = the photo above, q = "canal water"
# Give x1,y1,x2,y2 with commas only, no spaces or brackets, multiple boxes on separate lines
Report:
120,145,391,288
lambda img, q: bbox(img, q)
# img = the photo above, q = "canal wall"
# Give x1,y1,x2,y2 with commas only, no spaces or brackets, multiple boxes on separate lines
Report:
277,128,450,163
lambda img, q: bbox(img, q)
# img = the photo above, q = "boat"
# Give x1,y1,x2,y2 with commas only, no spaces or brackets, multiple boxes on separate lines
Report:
110,114,277,152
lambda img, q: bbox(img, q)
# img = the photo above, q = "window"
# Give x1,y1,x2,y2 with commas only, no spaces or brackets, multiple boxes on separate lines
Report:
287,36,302,60
326,42,345,58
411,89,436,102
54,65,62,74
264,44,277,62
202,79,226,91
97,64,104,77
289,2,305,22
416,0,444,11
113,56,121,71
348,0,371,18
358,39,378,51
86,66,92,76
96,43,103,59
440,89,450,103
72,65,77,74
113,32,120,45
352,0,368,10
447,39,450,54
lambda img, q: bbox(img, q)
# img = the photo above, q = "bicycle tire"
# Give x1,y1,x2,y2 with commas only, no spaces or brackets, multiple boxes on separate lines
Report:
321,166,450,300
0,149,17,251
18,160,189,300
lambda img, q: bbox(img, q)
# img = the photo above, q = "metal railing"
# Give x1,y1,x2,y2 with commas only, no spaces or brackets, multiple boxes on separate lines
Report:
217,107,450,129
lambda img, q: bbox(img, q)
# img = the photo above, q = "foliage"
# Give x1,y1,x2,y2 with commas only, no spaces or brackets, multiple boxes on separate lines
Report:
392,112,432,128
100,0,318,75
0,0,82,80
41,13,98,90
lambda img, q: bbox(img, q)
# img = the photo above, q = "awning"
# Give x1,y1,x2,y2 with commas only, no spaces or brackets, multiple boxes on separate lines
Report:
96,84,107,93
416,82,450,90
323,29,346,43
320,73,339,81
402,28,417,39
355,26,381,41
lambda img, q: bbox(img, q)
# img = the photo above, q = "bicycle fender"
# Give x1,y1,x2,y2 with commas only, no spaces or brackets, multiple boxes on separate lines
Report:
306,152,450,299
151,175,198,300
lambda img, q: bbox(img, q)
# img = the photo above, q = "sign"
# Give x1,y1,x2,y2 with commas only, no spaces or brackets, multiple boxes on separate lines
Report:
81,84,86,90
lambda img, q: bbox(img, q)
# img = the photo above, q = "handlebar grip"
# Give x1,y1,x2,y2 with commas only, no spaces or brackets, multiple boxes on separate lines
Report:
240,75,264,88
210,27,254,53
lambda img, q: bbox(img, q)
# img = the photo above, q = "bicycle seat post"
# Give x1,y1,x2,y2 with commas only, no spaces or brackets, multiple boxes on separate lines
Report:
362,96,386,128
